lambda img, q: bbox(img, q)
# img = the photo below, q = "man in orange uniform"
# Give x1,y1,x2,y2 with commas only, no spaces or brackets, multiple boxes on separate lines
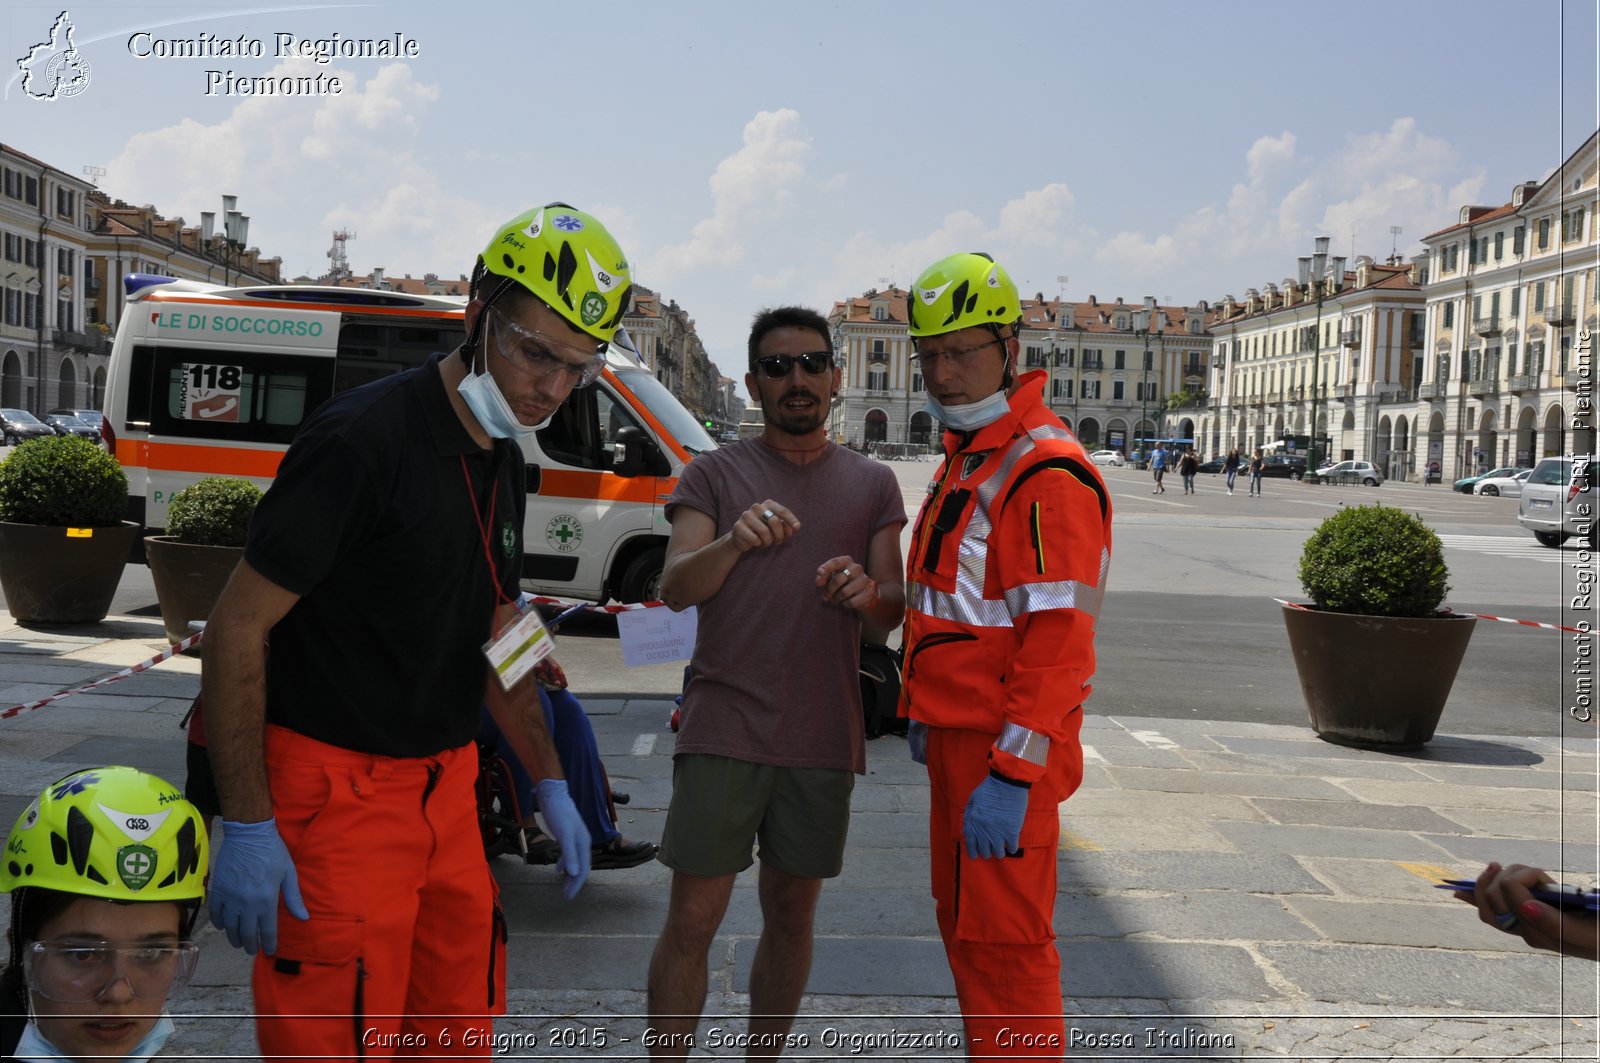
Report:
899,251,1112,1057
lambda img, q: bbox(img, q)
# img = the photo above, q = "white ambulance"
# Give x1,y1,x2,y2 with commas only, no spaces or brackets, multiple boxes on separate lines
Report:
101,275,715,604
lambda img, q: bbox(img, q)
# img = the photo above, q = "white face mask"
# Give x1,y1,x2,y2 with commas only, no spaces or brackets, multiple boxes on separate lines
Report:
456,346,544,439
16,1012,174,1062
925,389,1010,432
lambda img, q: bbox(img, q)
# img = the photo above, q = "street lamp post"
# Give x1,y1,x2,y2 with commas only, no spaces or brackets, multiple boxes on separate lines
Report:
1133,298,1163,464
1297,237,1345,484
200,195,250,286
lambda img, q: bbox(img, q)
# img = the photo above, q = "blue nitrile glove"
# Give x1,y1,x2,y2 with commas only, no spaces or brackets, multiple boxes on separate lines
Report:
963,773,1030,860
535,778,591,900
209,818,309,955
908,721,928,765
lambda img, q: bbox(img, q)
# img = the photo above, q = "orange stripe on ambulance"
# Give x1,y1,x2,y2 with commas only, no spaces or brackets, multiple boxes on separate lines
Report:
104,275,716,604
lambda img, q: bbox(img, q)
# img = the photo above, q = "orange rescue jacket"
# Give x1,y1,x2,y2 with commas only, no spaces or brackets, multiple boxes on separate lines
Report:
900,370,1113,784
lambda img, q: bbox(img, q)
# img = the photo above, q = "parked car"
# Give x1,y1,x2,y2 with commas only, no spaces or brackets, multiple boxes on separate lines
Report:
1454,466,1521,493
1474,469,1532,497
1259,454,1306,479
1517,455,1596,548
43,412,99,442
1320,460,1385,486
1196,456,1227,474
0,408,56,446
1089,450,1126,467
48,407,104,434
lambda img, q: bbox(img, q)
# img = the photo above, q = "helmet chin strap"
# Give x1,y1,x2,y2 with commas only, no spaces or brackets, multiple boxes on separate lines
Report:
991,322,1016,390
461,274,517,364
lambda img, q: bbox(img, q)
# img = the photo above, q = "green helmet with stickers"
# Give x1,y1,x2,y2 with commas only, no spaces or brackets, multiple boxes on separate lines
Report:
906,251,1020,339
477,202,633,342
0,766,207,903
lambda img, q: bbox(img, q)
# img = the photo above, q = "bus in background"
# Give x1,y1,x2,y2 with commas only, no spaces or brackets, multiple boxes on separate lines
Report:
101,275,714,604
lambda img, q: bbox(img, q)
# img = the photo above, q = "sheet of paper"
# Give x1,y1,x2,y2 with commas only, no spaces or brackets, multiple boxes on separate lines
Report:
616,605,696,667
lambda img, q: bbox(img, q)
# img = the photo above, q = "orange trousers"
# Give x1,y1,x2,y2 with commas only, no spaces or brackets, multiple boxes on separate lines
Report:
926,727,1071,1059
254,725,506,1060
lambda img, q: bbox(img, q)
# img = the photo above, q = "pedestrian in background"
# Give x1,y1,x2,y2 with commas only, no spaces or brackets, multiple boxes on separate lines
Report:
1248,448,1265,497
1151,441,1169,493
202,204,628,1056
646,306,906,1059
901,252,1113,1055
1179,447,1199,494
1224,447,1241,495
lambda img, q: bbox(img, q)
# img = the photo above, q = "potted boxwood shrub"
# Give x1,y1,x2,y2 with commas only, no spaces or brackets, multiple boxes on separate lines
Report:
145,476,261,645
1281,502,1476,750
0,434,138,623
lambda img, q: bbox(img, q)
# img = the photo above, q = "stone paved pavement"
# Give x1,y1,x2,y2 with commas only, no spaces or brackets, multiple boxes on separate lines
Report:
0,610,1595,1060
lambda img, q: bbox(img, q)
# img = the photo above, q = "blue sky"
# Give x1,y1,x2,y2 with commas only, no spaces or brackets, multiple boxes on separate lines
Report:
3,0,1597,378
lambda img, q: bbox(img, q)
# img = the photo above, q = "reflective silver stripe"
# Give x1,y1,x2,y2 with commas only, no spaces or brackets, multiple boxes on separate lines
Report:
1002,578,1103,620
1025,422,1075,445
912,582,1014,627
995,721,1049,767
974,434,1037,513
1090,545,1112,620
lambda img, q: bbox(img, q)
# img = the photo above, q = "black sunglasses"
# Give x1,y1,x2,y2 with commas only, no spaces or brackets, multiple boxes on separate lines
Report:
755,351,833,378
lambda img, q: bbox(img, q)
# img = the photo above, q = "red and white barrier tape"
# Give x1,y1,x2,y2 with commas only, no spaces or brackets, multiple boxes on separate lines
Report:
1453,611,1586,635
1275,599,1584,634
523,594,667,614
2,596,672,721
0,630,204,721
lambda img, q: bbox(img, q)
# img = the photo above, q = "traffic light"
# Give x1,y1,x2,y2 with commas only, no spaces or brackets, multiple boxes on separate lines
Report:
704,419,714,429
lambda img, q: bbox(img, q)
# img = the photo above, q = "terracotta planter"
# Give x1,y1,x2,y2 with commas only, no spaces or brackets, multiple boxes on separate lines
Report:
1281,604,1477,750
144,536,244,646
0,521,139,624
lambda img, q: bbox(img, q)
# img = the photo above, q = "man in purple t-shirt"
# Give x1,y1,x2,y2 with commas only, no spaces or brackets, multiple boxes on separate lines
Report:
645,306,906,1058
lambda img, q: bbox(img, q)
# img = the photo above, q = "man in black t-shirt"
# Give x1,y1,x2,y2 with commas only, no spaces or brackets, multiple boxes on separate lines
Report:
201,204,633,1056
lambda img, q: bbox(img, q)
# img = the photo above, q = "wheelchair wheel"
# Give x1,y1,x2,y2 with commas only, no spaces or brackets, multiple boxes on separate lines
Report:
476,740,525,861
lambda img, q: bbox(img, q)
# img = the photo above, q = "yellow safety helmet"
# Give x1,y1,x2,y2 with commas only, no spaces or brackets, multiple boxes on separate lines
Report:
1,767,207,903
476,202,632,342
906,252,1020,339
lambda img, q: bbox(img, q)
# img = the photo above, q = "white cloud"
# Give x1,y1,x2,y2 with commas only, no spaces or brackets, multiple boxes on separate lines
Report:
1246,131,1296,182
1091,119,1484,300
108,60,490,279
996,183,1076,246
301,63,438,161
649,109,812,275
818,185,1079,309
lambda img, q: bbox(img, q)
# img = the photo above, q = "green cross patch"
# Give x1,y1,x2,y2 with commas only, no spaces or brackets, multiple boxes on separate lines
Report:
580,291,607,327
545,514,583,553
501,520,516,559
117,844,157,892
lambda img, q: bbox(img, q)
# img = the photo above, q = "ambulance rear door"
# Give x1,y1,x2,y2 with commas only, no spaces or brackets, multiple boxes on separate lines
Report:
122,296,343,532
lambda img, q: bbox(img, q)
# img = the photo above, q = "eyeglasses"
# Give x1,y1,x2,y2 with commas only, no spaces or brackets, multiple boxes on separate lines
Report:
754,351,833,379
24,940,199,1003
490,309,606,388
912,338,1001,373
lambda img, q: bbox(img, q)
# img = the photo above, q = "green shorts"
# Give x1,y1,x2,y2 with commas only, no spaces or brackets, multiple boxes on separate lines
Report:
658,754,855,879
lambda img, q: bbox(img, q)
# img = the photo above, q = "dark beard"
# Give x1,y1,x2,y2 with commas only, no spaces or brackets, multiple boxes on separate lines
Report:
761,391,827,436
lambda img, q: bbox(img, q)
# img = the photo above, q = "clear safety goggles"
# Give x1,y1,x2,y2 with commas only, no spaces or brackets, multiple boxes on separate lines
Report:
24,939,199,1003
489,308,606,388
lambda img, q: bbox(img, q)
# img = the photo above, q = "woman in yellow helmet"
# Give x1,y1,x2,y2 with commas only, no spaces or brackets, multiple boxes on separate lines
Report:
1,767,208,1062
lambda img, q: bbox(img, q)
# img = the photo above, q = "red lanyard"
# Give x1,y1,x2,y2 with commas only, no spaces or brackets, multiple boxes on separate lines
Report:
460,455,516,610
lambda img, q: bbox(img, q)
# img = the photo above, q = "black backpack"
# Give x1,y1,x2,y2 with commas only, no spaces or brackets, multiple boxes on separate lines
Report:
859,642,908,738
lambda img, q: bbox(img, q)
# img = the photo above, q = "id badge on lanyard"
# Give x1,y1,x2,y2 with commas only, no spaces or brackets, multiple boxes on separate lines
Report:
462,451,549,689
483,606,555,691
